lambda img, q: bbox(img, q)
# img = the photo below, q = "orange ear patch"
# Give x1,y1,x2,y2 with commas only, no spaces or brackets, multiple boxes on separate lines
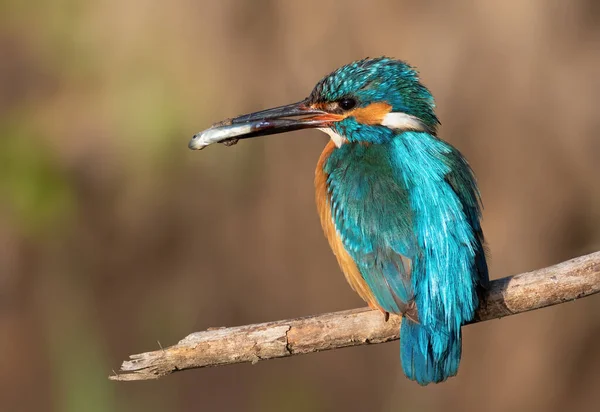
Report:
349,102,392,125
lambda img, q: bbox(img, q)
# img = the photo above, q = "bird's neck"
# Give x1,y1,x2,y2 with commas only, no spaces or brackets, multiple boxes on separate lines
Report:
321,131,453,184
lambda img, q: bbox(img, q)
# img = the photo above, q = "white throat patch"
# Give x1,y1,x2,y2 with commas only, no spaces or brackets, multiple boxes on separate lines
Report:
318,127,346,148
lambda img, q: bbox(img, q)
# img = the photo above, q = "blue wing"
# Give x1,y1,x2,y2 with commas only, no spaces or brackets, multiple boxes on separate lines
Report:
324,142,418,314
443,149,489,290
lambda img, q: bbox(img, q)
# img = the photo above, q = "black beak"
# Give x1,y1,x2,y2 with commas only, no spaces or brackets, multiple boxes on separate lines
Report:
189,99,338,150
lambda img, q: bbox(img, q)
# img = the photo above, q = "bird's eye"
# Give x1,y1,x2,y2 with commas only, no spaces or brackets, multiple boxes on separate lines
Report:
339,98,357,111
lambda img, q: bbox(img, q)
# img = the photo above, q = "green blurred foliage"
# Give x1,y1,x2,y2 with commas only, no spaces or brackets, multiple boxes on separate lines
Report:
0,117,74,236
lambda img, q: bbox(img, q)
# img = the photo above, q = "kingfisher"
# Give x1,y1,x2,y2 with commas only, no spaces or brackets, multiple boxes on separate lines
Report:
189,57,489,385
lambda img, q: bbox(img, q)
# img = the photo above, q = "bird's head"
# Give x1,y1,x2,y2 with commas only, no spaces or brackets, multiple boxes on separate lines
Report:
189,57,439,150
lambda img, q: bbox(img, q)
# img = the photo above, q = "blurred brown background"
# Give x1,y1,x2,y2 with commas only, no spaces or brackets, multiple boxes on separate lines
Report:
1,1,600,411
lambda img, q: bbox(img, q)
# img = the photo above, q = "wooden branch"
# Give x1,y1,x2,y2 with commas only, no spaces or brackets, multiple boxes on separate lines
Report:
110,251,600,381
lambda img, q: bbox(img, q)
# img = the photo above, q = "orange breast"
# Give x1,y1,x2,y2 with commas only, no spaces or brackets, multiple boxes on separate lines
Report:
314,141,382,311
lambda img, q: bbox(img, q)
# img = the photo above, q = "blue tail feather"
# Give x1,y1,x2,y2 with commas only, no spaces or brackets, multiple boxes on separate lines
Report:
400,318,461,385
